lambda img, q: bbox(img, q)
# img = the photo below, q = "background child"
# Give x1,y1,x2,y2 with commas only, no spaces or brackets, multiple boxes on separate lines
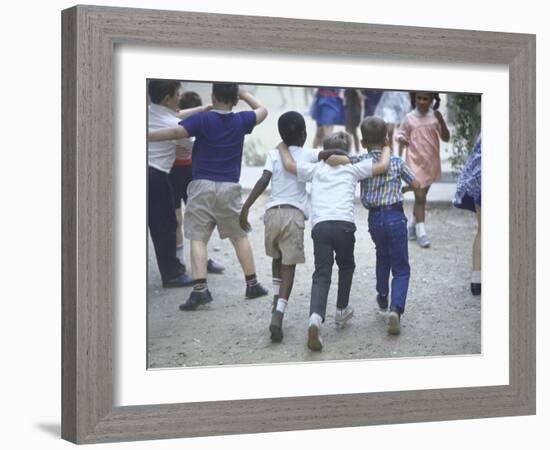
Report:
344,88,363,153
396,92,450,248
170,91,225,275
309,87,345,148
354,117,421,334
278,132,390,351
148,83,269,310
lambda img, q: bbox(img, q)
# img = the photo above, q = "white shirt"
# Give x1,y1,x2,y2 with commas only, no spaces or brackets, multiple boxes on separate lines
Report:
148,103,187,173
263,146,320,218
296,159,373,227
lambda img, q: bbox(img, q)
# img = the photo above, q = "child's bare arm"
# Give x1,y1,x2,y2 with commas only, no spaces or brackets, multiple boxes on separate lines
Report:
401,178,421,193
240,170,272,231
371,146,391,176
434,110,450,142
176,104,212,120
276,142,297,175
148,125,188,141
239,89,268,125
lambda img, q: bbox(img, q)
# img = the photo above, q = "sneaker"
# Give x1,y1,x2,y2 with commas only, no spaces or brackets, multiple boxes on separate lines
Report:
307,323,323,351
207,258,225,274
335,305,354,325
376,294,389,311
407,224,417,241
417,233,431,248
470,283,481,296
178,290,213,311
388,309,401,335
269,310,284,342
163,272,194,288
245,283,269,299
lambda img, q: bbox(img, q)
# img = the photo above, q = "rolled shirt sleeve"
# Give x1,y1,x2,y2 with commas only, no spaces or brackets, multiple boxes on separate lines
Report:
350,158,373,180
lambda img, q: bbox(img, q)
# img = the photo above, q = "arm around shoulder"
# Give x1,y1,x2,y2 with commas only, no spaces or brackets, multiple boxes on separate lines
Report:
148,125,188,142
277,142,297,175
371,146,391,176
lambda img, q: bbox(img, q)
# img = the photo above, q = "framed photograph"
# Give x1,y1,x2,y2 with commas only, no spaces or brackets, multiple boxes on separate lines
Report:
62,5,535,444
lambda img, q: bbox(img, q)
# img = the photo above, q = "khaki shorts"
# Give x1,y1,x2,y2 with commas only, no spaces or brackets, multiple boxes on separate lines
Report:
264,207,306,265
184,179,248,242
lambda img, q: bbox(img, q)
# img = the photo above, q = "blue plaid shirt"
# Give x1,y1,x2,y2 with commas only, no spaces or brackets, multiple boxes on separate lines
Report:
351,149,415,208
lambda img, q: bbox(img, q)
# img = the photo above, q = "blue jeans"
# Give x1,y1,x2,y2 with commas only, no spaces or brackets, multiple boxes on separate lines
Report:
310,221,356,321
367,205,410,314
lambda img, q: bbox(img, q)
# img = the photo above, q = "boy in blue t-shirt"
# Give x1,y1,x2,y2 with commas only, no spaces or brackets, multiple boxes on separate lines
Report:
148,83,269,310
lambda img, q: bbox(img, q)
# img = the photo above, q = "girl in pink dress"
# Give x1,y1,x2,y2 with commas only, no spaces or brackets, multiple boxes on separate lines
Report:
396,92,450,248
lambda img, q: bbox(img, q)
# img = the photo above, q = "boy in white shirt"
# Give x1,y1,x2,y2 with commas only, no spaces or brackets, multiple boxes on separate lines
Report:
278,132,390,351
240,112,339,342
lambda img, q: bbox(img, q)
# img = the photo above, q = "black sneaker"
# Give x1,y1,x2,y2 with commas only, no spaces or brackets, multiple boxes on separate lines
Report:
376,294,389,311
470,283,481,296
178,290,213,311
245,283,268,299
269,310,284,342
207,258,225,274
163,272,194,288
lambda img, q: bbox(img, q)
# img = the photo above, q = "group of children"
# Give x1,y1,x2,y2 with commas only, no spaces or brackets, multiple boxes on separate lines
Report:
148,81,451,351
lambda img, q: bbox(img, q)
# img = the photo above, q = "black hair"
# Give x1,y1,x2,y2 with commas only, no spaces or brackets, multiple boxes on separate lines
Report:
148,80,181,105
178,91,202,110
410,91,441,110
360,116,387,147
278,111,306,146
323,131,352,153
212,83,239,104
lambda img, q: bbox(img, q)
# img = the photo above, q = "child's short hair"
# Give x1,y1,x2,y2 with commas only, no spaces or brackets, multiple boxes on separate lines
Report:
212,83,239,104
360,117,387,146
323,131,352,153
278,111,306,146
178,91,202,110
148,80,181,105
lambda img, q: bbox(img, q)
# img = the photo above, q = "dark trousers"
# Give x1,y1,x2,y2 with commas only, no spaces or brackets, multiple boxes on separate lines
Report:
367,205,410,314
148,166,180,282
310,221,356,321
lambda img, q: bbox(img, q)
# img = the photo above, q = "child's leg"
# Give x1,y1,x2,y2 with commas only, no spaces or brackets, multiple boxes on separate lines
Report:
279,263,296,302
310,223,334,322
230,235,256,276
473,204,481,272
333,222,357,311
271,258,282,309
190,239,208,280
413,186,430,224
388,218,410,314
369,219,391,298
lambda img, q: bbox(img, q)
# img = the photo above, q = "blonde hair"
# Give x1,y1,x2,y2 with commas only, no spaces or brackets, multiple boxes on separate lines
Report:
323,131,351,153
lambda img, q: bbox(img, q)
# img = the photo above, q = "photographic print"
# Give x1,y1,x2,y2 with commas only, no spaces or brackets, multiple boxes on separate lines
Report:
146,80,482,368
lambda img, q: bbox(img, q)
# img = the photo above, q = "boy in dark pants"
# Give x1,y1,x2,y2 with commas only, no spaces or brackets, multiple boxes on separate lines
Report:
278,131,390,351
353,117,420,334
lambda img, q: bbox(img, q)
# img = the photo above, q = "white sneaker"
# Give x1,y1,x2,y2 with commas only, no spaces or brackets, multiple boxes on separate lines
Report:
335,305,354,325
417,233,431,248
307,324,323,351
388,311,401,335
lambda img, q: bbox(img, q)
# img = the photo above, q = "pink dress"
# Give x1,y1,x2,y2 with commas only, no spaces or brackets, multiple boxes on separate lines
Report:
396,110,442,188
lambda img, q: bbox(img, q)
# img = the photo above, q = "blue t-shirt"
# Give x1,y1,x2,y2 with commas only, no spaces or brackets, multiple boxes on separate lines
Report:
179,110,256,183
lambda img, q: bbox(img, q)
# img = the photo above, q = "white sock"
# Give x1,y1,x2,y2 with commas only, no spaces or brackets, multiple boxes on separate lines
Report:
176,244,185,265
416,222,426,237
410,216,416,227
309,313,322,328
276,298,288,313
471,271,481,284
272,278,281,297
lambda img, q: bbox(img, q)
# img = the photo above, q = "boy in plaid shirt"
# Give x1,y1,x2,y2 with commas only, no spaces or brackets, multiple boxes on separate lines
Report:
353,117,420,334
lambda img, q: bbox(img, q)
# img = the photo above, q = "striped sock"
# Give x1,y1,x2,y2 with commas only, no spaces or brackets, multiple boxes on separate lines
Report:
193,278,208,293
245,274,259,287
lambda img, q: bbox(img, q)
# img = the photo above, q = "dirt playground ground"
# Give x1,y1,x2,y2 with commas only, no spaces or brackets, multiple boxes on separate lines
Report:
147,196,481,368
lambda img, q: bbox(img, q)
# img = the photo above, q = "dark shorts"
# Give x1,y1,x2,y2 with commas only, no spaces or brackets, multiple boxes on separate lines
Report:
169,165,193,209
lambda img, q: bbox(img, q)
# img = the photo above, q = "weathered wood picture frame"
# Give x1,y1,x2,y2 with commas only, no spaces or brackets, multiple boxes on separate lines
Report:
61,5,536,444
